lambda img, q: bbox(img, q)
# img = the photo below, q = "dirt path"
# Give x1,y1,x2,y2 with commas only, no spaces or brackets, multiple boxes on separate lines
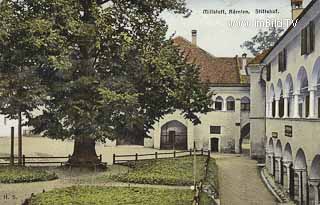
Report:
213,154,278,205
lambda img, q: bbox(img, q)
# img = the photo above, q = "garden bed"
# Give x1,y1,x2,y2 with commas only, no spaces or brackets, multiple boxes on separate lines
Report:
0,166,57,183
103,156,217,186
26,186,214,205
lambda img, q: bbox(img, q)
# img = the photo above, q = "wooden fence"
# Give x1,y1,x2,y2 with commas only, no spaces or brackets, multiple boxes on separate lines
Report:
113,149,210,164
0,155,103,166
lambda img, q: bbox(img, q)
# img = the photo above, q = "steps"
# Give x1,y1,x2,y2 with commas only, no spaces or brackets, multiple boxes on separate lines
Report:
260,167,295,204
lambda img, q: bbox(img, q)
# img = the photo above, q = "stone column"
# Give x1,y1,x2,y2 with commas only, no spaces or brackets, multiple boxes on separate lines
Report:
308,180,320,205
275,98,280,118
309,87,316,118
283,96,289,118
266,102,270,117
293,92,300,118
270,99,275,117
283,162,291,193
274,156,282,183
223,99,227,111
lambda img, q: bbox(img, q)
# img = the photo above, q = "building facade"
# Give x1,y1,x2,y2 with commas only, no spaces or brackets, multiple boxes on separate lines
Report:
147,32,252,154
248,0,320,204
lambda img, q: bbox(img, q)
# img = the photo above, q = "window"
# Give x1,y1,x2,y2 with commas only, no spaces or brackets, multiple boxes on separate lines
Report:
241,97,250,111
215,97,223,111
241,103,250,111
301,21,315,55
226,97,235,111
278,48,287,72
279,96,284,118
210,126,221,134
266,64,271,81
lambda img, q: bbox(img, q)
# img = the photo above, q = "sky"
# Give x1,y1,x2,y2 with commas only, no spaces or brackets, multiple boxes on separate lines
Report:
162,0,312,57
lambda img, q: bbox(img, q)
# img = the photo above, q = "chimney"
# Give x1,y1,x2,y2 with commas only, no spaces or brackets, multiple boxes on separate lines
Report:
241,53,248,75
191,30,197,46
291,0,304,20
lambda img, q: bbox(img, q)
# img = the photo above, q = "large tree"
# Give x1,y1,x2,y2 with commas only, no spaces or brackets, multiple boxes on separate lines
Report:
241,27,284,56
0,0,213,166
0,1,48,165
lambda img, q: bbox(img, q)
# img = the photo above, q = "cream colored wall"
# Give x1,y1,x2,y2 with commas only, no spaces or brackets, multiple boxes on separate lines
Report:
263,3,320,166
266,118,320,173
151,86,250,153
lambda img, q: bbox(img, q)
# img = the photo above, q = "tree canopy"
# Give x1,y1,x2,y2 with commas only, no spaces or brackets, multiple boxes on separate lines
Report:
0,0,213,164
241,27,284,56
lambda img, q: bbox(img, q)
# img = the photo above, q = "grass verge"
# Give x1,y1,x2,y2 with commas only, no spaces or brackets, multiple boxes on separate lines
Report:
28,186,199,205
0,166,57,183
103,156,209,186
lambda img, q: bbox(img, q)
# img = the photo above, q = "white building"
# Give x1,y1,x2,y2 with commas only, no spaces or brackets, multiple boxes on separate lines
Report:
147,31,252,154
248,0,320,204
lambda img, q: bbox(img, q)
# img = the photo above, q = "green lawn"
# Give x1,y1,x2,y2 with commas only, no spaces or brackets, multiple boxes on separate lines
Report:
28,186,202,205
0,166,57,183
103,156,216,186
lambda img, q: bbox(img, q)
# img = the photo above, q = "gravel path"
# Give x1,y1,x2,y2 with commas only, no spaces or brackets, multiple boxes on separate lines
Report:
213,154,278,205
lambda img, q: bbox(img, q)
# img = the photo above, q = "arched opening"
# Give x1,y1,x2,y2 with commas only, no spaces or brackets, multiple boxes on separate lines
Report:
277,79,284,118
275,140,283,184
296,67,309,118
226,96,235,111
160,121,187,150
285,74,294,118
239,123,250,155
294,149,308,204
283,143,294,198
241,96,250,112
270,84,275,117
266,138,275,175
311,57,320,118
309,155,320,205
215,96,224,111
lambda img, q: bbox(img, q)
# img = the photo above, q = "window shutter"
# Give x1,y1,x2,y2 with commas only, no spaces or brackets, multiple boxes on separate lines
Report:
266,64,271,81
310,21,315,53
278,52,282,72
301,28,306,55
283,48,287,71
306,24,311,54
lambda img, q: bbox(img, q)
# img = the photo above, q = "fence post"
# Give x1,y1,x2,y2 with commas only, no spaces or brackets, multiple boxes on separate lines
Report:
201,149,203,156
135,153,138,161
155,152,158,160
22,155,25,166
99,154,102,162
208,150,211,158
113,154,116,164
10,127,14,166
174,150,176,158
189,149,192,156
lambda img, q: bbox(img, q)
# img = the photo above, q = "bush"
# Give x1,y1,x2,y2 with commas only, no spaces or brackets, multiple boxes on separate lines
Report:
0,166,57,183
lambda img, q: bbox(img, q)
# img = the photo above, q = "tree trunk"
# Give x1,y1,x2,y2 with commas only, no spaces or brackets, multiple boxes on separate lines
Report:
68,137,100,166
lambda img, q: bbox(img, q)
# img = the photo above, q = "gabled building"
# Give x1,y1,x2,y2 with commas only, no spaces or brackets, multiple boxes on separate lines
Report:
248,0,320,204
147,30,252,154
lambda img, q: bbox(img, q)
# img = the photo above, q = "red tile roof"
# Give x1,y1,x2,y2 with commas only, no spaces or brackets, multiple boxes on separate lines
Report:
173,36,250,85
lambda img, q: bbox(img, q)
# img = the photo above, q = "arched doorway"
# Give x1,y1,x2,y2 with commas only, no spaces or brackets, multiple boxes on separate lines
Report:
294,149,308,205
266,138,274,175
309,155,320,205
160,121,187,150
296,67,309,118
275,140,283,184
239,123,250,155
283,143,294,198
285,74,294,118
